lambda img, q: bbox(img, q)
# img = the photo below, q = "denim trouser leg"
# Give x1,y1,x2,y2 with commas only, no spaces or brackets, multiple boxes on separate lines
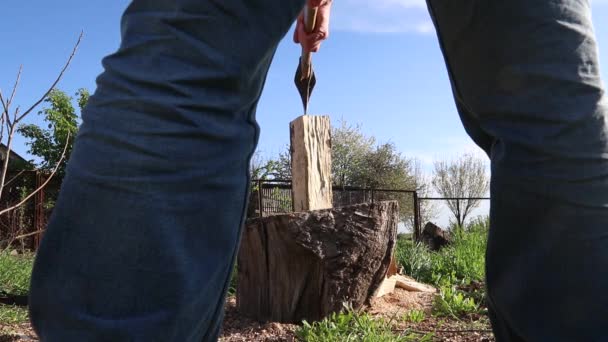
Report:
427,0,608,340
29,1,303,341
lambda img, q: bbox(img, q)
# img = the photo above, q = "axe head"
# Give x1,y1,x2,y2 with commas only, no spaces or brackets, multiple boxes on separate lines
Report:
294,57,316,114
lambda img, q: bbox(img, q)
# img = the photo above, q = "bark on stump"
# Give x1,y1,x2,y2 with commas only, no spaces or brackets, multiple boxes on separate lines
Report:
237,201,399,323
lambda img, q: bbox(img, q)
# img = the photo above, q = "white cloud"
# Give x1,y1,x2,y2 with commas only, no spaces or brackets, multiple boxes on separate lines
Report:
332,0,434,34
414,21,435,34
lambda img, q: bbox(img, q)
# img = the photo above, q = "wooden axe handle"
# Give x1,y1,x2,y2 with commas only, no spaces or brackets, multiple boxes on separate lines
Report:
300,6,318,78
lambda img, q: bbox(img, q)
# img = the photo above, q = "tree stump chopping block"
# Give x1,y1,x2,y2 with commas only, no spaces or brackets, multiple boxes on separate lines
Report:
237,201,399,323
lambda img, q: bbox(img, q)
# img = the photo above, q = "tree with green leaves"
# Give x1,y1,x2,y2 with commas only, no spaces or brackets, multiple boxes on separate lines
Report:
18,88,88,176
0,33,82,251
265,120,436,231
331,121,374,187
250,149,291,181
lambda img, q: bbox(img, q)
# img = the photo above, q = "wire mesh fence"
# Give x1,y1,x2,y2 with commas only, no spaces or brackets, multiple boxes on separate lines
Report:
0,171,61,251
249,179,422,238
249,179,492,239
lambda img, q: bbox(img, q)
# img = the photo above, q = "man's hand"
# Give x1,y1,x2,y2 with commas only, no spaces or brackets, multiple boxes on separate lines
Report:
293,0,332,53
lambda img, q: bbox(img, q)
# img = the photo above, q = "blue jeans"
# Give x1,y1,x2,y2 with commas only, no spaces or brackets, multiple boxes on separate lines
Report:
29,1,305,341
427,0,608,340
30,0,608,341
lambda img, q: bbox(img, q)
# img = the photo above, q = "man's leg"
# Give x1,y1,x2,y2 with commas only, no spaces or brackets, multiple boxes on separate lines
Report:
426,0,608,340
28,1,304,341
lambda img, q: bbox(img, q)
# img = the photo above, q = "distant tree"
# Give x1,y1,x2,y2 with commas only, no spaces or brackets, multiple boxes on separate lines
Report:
250,152,272,180
411,160,438,229
269,121,416,189
351,142,415,190
18,88,87,176
432,154,489,228
250,148,291,181
331,121,374,187
270,147,291,180
266,119,437,231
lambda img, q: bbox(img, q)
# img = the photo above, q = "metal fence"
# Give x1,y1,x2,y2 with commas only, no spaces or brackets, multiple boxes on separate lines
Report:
0,171,61,251
249,179,423,239
249,179,492,240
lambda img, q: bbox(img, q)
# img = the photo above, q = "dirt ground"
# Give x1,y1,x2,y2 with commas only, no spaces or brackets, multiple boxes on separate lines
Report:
367,289,494,342
221,288,495,342
0,289,494,341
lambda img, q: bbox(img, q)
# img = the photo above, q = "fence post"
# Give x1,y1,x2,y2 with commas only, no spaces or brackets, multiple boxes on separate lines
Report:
456,198,461,228
291,181,296,212
413,192,420,242
257,180,264,218
34,171,46,250
371,189,375,204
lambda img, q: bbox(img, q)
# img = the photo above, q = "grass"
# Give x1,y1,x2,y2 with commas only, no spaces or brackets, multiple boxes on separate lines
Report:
0,305,28,325
0,219,492,338
0,251,34,296
296,307,434,342
0,252,33,326
227,264,238,297
402,309,425,323
395,217,488,287
395,217,489,319
432,286,480,319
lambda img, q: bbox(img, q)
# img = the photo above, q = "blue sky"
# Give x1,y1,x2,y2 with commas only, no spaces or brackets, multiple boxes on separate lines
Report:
2,1,608,225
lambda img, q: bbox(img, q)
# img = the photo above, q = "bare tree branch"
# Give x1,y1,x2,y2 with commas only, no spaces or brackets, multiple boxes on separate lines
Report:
0,90,8,126
12,106,19,127
9,228,47,241
0,33,82,252
0,133,70,217
15,31,83,124
5,65,22,129
0,107,5,151
6,65,22,109
0,126,16,201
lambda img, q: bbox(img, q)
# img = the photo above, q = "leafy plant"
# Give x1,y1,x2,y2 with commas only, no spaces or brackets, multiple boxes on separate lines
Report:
0,252,34,295
432,286,480,319
403,309,425,323
394,238,432,283
227,263,237,297
447,220,487,284
18,88,88,176
296,306,433,342
395,217,489,287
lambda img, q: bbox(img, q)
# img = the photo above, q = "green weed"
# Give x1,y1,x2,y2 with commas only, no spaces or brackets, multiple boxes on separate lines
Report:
395,217,488,287
402,309,425,323
0,252,34,296
227,263,237,297
432,286,480,319
0,304,29,325
296,307,433,342
395,218,489,321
